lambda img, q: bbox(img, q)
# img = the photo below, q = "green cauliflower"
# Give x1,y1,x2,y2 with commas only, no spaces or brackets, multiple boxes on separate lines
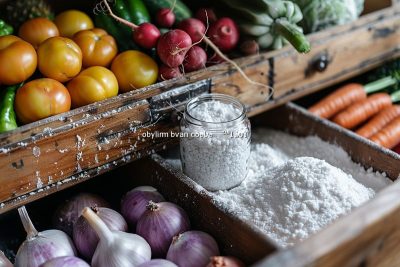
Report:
294,0,364,33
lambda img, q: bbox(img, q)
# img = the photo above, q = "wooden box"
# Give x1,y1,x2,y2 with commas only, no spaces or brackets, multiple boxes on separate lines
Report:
1,0,400,213
1,101,399,267
155,102,400,267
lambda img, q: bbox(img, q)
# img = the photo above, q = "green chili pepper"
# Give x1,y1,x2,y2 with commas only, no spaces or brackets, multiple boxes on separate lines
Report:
0,19,13,36
0,83,22,133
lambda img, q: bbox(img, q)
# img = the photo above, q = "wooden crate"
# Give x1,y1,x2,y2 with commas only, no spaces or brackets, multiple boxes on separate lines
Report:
0,1,400,214
154,102,400,267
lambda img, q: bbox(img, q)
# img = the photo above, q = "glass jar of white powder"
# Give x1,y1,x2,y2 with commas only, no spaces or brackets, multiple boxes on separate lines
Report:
180,94,251,191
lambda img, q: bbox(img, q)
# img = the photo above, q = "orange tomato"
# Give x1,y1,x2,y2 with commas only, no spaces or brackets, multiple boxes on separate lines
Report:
111,50,158,92
15,78,71,124
67,66,119,108
37,37,82,83
18,18,59,49
73,28,118,68
0,35,37,85
55,10,94,38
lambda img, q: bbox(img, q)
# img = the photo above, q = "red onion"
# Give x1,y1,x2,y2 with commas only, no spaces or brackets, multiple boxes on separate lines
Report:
121,186,165,229
137,259,178,267
206,256,245,267
82,207,151,267
0,251,12,267
156,8,175,28
53,193,110,236
15,206,76,267
136,201,190,258
40,256,89,267
166,231,220,267
73,207,127,261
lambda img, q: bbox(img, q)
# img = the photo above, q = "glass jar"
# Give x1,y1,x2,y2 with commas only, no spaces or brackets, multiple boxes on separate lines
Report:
180,93,251,191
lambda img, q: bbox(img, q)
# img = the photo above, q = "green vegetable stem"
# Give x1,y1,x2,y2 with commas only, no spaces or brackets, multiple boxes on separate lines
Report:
0,83,23,133
0,19,13,36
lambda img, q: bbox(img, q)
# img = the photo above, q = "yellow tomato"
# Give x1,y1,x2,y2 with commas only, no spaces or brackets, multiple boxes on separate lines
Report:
37,37,82,83
15,78,71,124
55,10,94,38
0,35,37,85
67,66,119,108
18,18,59,49
111,50,158,92
73,28,118,67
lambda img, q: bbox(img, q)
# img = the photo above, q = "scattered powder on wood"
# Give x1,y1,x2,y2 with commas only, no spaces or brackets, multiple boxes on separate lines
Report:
209,128,393,247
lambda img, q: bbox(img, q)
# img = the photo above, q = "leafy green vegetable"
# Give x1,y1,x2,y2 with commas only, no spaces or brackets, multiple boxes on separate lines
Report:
293,0,364,33
214,0,311,53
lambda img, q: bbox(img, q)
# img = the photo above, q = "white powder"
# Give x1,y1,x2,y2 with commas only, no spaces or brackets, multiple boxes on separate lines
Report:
187,101,241,122
211,129,392,247
180,100,250,191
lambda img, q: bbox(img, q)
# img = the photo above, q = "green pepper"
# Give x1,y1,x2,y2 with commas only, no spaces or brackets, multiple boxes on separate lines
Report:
214,0,311,53
0,83,22,133
0,19,13,36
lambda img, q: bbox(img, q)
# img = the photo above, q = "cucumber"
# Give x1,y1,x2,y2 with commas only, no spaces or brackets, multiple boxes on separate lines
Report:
125,0,150,25
144,0,192,23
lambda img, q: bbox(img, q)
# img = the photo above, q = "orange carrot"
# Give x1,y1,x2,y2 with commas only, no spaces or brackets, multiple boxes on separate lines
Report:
355,105,400,138
332,93,393,129
308,83,366,119
370,117,400,149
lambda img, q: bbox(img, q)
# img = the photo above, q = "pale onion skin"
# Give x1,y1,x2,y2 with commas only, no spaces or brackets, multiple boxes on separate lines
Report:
0,251,13,267
137,259,178,267
206,256,245,267
73,207,128,260
82,207,151,267
167,231,220,267
40,256,90,267
120,186,165,229
136,201,191,258
53,193,110,236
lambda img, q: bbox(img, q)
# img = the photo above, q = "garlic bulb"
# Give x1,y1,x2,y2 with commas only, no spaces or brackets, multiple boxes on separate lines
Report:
0,251,13,267
15,206,76,267
82,207,151,267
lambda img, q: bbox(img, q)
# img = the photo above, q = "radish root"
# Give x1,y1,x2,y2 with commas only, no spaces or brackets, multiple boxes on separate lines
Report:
203,37,273,98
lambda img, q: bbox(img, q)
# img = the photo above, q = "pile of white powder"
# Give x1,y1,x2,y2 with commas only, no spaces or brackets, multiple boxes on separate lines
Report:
180,100,250,191
205,128,392,247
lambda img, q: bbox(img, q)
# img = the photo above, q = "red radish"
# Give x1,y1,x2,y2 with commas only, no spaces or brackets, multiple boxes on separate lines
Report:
183,46,207,72
240,40,259,55
159,64,183,81
156,8,175,28
394,143,400,154
195,8,217,25
103,0,160,49
208,18,239,52
157,29,192,68
178,18,206,43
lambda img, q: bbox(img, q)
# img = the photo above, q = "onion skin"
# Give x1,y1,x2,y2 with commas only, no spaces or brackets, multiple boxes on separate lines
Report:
73,207,128,261
53,193,110,236
166,231,220,267
0,251,12,267
206,256,245,267
157,30,192,68
137,259,178,267
136,201,190,258
40,256,90,267
121,186,165,229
